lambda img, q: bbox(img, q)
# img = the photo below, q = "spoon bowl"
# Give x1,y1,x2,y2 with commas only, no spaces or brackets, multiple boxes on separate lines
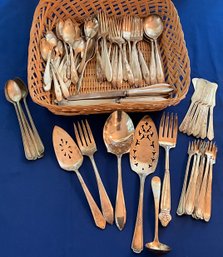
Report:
5,80,22,103
145,241,171,254
144,14,164,40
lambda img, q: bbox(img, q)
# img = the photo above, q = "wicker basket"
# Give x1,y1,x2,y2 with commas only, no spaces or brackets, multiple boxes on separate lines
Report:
28,0,190,116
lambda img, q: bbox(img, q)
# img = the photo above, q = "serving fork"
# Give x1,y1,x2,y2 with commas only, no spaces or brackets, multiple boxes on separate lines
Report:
158,113,178,227
74,120,114,224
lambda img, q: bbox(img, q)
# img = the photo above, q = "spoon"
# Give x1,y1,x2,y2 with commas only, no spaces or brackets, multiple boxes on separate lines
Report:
78,18,99,73
103,111,134,230
14,78,45,157
52,126,106,229
145,176,171,254
130,115,159,253
77,38,96,92
144,14,165,83
5,80,37,160
73,38,86,62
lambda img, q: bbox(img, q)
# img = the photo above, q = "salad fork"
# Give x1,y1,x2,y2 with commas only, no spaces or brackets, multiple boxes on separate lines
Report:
158,113,178,227
74,120,114,224
130,16,143,85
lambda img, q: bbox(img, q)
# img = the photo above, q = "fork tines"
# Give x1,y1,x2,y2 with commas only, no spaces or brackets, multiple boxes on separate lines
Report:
159,112,178,143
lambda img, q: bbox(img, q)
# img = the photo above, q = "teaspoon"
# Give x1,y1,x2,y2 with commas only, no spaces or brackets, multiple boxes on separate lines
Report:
144,14,165,84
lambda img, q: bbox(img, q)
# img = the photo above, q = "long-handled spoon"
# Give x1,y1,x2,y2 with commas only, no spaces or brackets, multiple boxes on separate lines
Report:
103,111,134,231
130,115,159,253
144,14,165,83
145,176,171,254
14,78,44,157
52,126,106,229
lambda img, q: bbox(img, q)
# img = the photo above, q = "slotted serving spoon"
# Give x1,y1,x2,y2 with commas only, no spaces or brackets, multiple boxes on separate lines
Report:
130,115,159,253
52,126,106,229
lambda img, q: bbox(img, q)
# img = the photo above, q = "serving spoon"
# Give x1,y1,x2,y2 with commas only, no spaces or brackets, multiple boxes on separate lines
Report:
144,14,165,83
145,176,171,254
103,111,134,230
130,115,159,253
52,126,106,229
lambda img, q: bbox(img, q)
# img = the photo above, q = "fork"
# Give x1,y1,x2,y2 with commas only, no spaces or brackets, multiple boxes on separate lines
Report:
177,142,196,216
97,11,113,82
203,143,217,222
110,17,134,86
158,113,178,227
122,15,132,65
130,16,143,85
74,120,114,224
195,142,213,219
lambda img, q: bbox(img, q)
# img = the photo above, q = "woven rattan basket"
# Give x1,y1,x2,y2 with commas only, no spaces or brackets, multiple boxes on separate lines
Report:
28,0,190,116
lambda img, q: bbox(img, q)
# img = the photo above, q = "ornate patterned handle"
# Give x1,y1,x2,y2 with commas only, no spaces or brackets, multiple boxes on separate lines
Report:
154,39,165,83
204,162,213,222
138,49,150,85
149,40,157,85
102,37,113,82
76,170,106,229
131,42,142,85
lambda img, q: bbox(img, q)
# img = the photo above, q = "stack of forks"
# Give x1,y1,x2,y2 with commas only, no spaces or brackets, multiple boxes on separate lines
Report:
177,140,217,222
97,13,151,87
179,78,218,140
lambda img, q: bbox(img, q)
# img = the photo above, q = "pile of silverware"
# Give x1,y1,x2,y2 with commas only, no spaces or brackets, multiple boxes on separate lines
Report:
5,79,44,160
40,12,168,103
179,78,218,140
177,140,217,222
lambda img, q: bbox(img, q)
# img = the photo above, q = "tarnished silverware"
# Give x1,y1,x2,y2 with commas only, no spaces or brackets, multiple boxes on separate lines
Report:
103,111,134,230
74,120,114,225
145,177,171,254
130,115,159,253
185,141,205,215
52,126,106,229
158,113,178,227
177,142,197,216
97,11,112,82
68,83,174,101
122,15,132,62
130,16,143,85
15,78,44,157
203,143,217,222
144,15,165,83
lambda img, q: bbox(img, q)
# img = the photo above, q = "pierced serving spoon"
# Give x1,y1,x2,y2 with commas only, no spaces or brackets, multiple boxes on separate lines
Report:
14,78,44,157
130,115,159,253
144,14,165,84
52,126,106,229
103,111,134,231
145,176,171,254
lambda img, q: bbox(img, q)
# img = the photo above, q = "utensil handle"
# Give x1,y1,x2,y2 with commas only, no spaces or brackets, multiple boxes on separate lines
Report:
154,39,165,83
151,176,161,242
115,155,126,231
77,61,88,93
195,158,210,219
76,170,106,229
159,148,172,227
103,38,113,82
179,102,196,133
131,175,145,253
194,157,205,211
131,42,142,85
117,48,123,88
121,45,134,85
24,99,44,156
185,155,200,215
177,155,192,216
138,49,150,84
78,38,90,73
14,105,33,160
149,40,157,85
207,106,214,140
90,156,114,225
204,162,213,222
